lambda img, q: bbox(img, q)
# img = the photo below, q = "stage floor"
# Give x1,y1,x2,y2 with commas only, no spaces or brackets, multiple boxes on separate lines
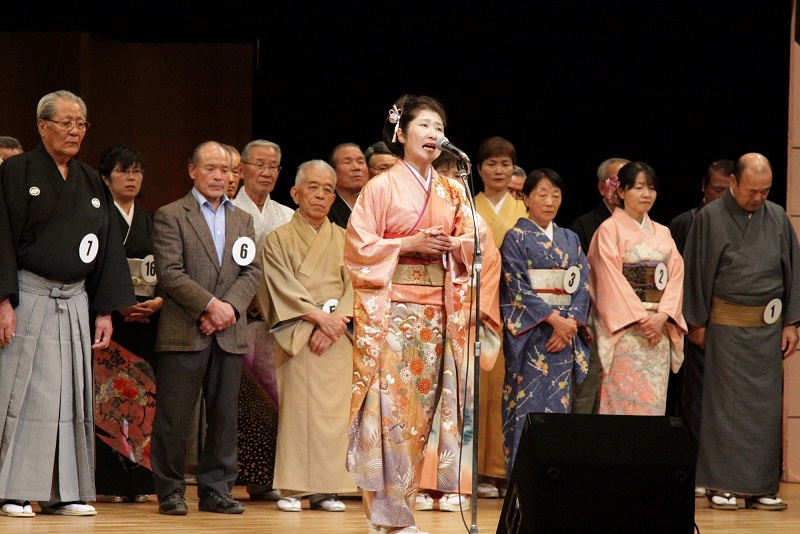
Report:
1,482,799,533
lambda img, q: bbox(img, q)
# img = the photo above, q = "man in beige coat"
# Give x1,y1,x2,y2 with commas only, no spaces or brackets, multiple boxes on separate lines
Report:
258,159,356,512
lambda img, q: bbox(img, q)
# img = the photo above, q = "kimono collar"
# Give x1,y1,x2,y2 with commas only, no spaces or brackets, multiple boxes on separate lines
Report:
235,186,272,215
533,219,554,240
400,159,431,191
724,186,756,220
489,192,508,214
114,200,134,226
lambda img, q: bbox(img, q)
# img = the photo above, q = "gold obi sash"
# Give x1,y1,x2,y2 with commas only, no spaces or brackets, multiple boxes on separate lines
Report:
710,297,782,327
527,269,572,306
128,257,157,298
392,256,445,287
622,262,663,303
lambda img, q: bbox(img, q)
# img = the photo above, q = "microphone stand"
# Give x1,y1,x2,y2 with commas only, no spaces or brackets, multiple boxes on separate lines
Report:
457,158,482,534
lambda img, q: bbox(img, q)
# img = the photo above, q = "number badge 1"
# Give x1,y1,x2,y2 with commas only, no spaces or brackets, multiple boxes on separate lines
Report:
764,298,782,325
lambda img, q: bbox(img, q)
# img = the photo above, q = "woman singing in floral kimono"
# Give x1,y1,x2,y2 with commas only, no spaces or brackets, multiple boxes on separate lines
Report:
345,94,475,534
499,168,590,475
587,161,687,415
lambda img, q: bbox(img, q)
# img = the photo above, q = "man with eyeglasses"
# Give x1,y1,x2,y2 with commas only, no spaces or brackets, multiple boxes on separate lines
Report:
0,90,135,517
234,140,294,252
231,139,293,504
328,143,368,229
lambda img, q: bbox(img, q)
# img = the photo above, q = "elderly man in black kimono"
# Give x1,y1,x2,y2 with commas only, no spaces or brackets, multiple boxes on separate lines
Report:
683,152,800,511
0,90,134,517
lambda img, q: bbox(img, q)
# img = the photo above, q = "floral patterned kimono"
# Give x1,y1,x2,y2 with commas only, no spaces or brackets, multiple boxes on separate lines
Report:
345,160,474,528
418,195,503,499
500,218,590,474
587,208,687,415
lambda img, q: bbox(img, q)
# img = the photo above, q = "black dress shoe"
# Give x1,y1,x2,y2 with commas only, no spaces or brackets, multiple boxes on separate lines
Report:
159,490,188,515
199,491,245,514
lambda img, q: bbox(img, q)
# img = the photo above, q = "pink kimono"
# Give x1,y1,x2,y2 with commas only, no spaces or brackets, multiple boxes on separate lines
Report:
587,208,687,415
344,160,474,528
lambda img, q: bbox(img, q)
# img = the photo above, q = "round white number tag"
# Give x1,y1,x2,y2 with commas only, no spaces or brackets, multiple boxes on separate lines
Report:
764,298,782,325
563,266,581,294
79,233,99,263
140,254,157,283
322,299,339,313
654,263,668,290
232,236,256,266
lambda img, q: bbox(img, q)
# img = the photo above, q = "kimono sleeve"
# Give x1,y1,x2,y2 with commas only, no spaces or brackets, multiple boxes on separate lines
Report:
500,226,559,337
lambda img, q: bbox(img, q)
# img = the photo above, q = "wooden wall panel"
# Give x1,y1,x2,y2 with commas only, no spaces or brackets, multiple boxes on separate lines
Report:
786,1,800,483
1,32,253,213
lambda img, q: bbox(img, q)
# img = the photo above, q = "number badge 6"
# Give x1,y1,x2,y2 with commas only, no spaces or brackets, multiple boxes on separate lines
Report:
233,236,256,266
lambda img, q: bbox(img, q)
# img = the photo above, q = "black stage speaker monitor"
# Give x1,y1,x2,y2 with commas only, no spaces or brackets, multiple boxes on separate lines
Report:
498,413,694,534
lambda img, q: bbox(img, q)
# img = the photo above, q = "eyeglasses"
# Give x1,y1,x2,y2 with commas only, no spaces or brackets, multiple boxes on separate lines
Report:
45,119,90,131
112,168,143,177
508,189,525,200
242,160,281,173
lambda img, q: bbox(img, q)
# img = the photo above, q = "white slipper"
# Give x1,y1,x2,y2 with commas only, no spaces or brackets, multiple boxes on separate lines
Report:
415,492,434,511
276,497,302,512
40,502,97,516
476,482,499,498
708,492,737,510
310,497,345,511
439,493,470,512
0,501,35,517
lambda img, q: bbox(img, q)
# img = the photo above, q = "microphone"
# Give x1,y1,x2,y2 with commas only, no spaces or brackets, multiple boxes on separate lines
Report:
435,136,470,162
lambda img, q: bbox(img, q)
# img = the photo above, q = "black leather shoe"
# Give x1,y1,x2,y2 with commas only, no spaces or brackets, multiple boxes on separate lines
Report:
199,491,245,514
158,490,188,515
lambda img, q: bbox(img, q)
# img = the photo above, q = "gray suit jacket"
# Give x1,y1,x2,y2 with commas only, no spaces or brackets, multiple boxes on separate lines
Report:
152,191,261,354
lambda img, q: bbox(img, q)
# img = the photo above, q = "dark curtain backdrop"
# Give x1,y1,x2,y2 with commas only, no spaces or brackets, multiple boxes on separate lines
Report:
5,0,791,227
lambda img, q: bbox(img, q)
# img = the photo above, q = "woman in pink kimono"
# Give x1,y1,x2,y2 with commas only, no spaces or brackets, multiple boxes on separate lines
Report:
587,161,687,415
345,94,474,534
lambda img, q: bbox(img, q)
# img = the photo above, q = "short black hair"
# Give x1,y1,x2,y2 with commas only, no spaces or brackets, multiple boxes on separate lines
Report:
523,168,564,196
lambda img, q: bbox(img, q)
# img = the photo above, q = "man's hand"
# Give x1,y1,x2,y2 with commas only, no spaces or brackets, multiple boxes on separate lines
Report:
0,298,16,346
121,297,164,323
303,308,349,341
199,299,237,336
308,329,335,355
687,324,706,349
92,312,113,349
782,324,799,359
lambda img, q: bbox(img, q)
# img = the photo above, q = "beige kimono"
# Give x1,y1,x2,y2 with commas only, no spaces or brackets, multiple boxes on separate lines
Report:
259,212,357,494
473,191,528,480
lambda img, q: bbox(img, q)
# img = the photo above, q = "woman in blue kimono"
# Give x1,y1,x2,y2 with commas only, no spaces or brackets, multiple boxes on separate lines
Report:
499,168,591,475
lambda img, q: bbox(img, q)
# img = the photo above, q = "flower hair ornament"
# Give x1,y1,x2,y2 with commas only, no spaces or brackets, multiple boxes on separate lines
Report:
388,104,402,142
604,173,621,206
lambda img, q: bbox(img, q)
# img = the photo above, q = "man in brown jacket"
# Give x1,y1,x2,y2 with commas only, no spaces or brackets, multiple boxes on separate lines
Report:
150,141,261,515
